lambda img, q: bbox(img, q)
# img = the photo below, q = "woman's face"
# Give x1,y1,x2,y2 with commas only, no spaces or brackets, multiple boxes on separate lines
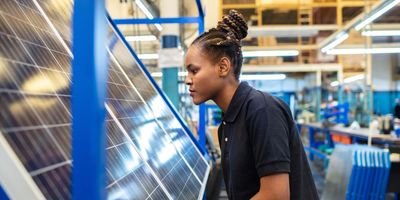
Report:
184,45,224,105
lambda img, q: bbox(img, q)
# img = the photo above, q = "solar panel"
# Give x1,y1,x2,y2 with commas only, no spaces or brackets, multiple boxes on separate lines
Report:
0,0,210,199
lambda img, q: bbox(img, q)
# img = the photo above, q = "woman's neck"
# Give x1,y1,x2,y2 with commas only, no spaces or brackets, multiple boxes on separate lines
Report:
213,80,240,113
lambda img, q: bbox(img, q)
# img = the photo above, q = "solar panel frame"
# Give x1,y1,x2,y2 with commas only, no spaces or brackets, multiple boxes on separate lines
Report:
0,0,210,199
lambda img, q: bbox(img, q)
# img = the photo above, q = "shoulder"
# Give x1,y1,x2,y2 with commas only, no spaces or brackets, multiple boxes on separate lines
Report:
244,88,290,118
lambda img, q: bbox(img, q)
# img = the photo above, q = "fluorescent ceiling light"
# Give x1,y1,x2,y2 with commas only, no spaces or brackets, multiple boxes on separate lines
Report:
135,0,153,19
151,72,287,81
125,35,157,42
135,0,163,31
138,53,158,59
321,32,349,53
344,74,364,83
362,30,400,36
178,71,188,76
154,24,163,31
330,81,339,87
330,75,364,86
242,50,299,57
327,47,400,55
240,74,286,81
354,0,400,31
151,72,162,77
151,71,188,78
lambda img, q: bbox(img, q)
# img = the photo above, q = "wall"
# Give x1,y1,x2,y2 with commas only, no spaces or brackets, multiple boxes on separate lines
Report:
372,54,398,115
203,0,220,30
247,77,305,93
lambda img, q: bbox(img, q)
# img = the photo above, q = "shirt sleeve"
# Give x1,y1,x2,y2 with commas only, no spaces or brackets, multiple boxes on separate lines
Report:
246,104,291,178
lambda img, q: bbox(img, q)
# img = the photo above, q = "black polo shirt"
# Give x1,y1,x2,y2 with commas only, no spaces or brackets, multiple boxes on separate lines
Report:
218,82,318,200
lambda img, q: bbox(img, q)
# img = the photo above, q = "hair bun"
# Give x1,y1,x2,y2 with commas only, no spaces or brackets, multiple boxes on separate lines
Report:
217,10,248,41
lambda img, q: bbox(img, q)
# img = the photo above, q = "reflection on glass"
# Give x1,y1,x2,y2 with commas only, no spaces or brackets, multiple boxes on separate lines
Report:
22,70,69,93
0,0,208,199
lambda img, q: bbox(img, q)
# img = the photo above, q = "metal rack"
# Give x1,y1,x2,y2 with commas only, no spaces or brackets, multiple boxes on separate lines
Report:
72,1,209,199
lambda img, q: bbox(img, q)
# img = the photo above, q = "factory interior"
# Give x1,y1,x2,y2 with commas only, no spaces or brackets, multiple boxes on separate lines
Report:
0,0,400,199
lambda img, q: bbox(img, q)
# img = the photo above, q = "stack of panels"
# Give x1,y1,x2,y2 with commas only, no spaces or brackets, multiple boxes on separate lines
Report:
322,144,355,200
322,144,391,200
345,148,391,200
0,0,209,199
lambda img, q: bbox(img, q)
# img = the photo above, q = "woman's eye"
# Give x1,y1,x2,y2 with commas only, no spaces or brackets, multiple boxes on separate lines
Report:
192,69,198,74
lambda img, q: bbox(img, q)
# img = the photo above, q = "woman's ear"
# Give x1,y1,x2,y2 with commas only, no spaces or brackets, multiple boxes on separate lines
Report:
217,57,232,77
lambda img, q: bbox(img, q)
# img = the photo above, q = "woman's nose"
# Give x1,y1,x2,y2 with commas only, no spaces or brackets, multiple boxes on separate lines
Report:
185,75,192,85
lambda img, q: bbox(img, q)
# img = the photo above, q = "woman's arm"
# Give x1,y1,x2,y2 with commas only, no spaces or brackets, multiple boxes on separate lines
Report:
251,173,290,200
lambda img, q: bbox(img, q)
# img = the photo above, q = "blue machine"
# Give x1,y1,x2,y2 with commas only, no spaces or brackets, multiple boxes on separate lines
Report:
323,102,350,125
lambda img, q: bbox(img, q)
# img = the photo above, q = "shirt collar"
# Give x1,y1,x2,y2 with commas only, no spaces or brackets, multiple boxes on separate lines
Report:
222,81,252,123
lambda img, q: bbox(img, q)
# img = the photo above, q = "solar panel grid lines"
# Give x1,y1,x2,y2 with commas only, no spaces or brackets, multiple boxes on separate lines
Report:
107,30,209,182
105,104,173,200
0,0,209,199
0,21,71,168
107,49,203,184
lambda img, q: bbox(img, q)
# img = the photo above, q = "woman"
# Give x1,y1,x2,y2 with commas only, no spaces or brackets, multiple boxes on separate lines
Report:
185,10,319,200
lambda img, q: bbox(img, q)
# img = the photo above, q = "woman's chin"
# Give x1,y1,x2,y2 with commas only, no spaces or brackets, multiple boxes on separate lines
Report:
192,97,205,105
193,99,202,105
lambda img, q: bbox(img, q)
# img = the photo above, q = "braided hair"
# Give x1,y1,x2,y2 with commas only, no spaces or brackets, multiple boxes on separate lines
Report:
191,10,248,80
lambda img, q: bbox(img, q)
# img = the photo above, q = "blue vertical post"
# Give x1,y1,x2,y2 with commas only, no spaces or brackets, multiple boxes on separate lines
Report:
160,0,180,109
365,85,372,124
72,0,108,200
161,35,180,109
316,87,321,122
338,85,344,105
197,13,207,152
308,127,315,161
0,185,9,200
316,70,322,122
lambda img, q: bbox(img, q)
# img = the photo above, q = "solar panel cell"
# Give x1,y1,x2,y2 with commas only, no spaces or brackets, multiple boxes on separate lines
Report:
0,1,209,199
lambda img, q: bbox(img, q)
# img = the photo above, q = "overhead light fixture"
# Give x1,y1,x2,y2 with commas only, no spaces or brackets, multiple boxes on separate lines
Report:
151,72,287,81
330,74,365,86
361,30,400,36
344,74,365,83
154,24,163,31
138,53,159,60
327,47,400,55
151,71,188,78
321,32,349,53
135,0,163,31
354,0,400,31
125,35,157,42
242,50,299,57
330,81,339,87
240,74,286,81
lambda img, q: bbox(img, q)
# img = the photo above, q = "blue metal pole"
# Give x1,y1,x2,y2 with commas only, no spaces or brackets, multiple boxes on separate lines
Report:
0,185,9,200
316,86,321,122
198,16,206,152
72,0,108,199
308,127,315,161
161,35,180,109
365,85,372,124
195,0,205,18
338,85,344,105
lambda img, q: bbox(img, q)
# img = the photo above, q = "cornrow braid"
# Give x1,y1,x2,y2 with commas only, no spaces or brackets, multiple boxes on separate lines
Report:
191,10,248,80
